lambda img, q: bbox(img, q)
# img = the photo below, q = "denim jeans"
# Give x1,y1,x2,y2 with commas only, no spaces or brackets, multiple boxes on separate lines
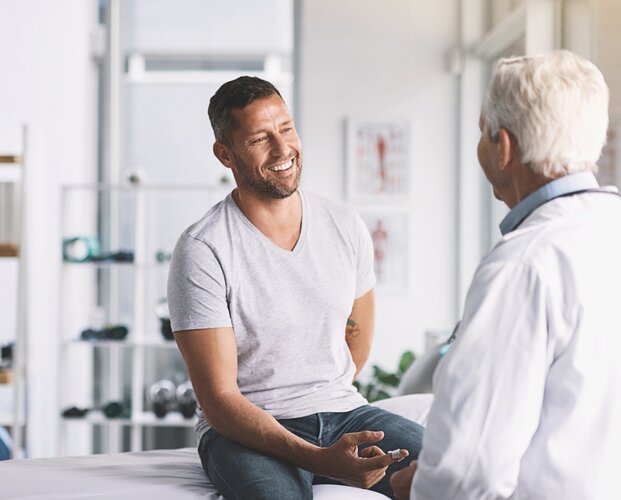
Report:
198,404,424,499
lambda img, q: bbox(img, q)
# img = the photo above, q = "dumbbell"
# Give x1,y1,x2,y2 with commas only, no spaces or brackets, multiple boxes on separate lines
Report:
154,299,174,341
176,381,198,419
147,379,197,419
148,379,176,418
80,325,129,341
62,401,130,419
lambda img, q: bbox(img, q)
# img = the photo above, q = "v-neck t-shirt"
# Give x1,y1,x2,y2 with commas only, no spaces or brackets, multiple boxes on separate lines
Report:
168,190,374,439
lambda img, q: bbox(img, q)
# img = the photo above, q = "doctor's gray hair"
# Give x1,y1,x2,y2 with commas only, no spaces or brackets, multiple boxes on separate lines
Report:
481,50,609,178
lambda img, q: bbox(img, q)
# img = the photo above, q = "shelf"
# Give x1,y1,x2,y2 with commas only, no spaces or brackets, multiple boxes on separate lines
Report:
0,130,26,457
62,183,219,192
0,164,22,183
62,410,196,427
58,179,205,454
0,411,24,427
132,411,196,427
0,412,12,426
64,339,177,349
61,261,166,270
0,155,22,164
0,245,19,258
0,371,14,385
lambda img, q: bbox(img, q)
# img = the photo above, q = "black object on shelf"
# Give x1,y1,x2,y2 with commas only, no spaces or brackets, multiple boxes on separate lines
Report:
61,401,130,419
90,250,134,263
155,298,174,341
103,401,130,419
62,406,89,418
159,318,173,341
80,325,129,341
0,342,14,372
0,342,13,363
179,399,198,419
176,381,198,419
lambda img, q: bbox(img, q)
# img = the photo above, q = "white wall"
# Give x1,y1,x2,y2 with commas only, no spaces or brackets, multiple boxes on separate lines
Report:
123,0,293,54
0,0,98,457
594,0,621,121
297,0,460,370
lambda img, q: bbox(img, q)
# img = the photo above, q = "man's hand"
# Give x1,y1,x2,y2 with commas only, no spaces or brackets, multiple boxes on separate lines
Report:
314,430,409,489
390,460,417,499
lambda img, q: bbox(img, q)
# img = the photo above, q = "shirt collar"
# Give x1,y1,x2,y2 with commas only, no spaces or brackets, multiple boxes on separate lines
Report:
499,171,600,235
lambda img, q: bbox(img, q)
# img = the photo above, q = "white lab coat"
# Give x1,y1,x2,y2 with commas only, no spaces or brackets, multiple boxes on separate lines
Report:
411,192,621,500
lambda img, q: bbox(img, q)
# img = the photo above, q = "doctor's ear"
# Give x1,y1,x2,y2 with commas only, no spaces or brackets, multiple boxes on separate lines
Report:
497,128,519,170
213,141,234,169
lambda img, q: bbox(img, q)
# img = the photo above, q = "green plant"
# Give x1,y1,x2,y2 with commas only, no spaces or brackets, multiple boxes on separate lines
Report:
353,350,416,402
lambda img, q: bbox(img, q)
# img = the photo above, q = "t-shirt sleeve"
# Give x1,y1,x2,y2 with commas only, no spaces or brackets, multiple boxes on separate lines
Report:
166,235,233,332
354,212,376,298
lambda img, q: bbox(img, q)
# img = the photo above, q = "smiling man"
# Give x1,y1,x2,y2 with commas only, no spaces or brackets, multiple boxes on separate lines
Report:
167,76,424,499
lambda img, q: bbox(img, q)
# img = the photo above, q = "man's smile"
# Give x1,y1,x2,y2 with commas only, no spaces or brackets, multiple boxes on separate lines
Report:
268,159,294,172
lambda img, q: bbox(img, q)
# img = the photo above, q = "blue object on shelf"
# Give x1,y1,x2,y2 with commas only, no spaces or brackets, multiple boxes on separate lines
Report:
62,236,100,263
0,426,12,460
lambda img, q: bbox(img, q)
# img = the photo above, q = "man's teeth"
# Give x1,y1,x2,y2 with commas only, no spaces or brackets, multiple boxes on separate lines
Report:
269,160,293,172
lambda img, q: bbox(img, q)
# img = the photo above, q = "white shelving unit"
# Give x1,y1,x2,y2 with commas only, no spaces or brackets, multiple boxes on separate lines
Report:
0,127,28,459
57,183,219,456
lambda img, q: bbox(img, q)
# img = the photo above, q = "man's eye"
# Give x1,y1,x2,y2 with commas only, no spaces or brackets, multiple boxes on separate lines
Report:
282,127,293,133
252,136,268,144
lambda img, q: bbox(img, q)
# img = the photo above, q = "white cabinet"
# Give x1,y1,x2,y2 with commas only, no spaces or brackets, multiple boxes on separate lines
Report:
57,182,222,455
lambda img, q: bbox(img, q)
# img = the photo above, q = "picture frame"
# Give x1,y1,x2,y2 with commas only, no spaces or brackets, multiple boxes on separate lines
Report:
345,119,410,202
359,210,409,293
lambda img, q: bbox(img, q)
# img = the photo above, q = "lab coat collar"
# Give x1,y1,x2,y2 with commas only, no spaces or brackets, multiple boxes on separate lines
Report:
499,171,600,235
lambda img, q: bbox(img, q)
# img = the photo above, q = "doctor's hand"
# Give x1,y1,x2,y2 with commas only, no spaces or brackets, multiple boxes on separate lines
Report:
314,431,409,489
390,460,417,499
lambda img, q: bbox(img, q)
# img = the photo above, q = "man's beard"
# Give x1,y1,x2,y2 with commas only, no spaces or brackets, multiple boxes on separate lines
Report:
234,155,302,199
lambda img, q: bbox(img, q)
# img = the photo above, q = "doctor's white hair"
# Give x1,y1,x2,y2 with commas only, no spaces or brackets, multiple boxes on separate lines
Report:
482,50,609,178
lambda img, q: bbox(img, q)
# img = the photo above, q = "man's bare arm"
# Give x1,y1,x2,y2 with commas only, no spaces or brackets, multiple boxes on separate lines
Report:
345,288,375,379
174,326,405,488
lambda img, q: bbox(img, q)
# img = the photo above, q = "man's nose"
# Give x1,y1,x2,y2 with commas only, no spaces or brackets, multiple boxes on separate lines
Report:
270,134,290,157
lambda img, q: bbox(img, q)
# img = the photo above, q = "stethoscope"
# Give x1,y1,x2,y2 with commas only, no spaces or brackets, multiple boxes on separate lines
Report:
442,186,621,358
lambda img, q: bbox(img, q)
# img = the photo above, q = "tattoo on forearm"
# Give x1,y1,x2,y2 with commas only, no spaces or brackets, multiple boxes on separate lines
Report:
345,318,361,340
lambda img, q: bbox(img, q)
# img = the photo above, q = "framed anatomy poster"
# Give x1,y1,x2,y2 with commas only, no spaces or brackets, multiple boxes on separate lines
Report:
346,119,410,201
360,210,409,293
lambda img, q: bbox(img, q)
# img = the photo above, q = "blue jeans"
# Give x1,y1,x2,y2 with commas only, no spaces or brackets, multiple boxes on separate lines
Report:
198,405,424,499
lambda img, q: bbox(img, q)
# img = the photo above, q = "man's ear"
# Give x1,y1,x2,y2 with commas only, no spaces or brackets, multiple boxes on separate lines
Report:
497,128,519,171
213,141,234,169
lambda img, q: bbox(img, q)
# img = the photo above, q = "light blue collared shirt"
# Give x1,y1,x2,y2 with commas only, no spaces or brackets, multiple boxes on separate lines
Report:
499,171,600,235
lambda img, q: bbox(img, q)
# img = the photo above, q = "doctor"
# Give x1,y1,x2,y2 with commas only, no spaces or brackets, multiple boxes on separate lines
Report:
392,50,621,499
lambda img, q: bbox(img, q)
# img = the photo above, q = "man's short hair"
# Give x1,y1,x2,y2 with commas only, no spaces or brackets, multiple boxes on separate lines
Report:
482,50,609,177
208,76,283,144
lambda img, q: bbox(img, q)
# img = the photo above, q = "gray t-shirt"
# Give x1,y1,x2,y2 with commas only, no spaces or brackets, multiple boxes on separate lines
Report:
167,190,374,439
